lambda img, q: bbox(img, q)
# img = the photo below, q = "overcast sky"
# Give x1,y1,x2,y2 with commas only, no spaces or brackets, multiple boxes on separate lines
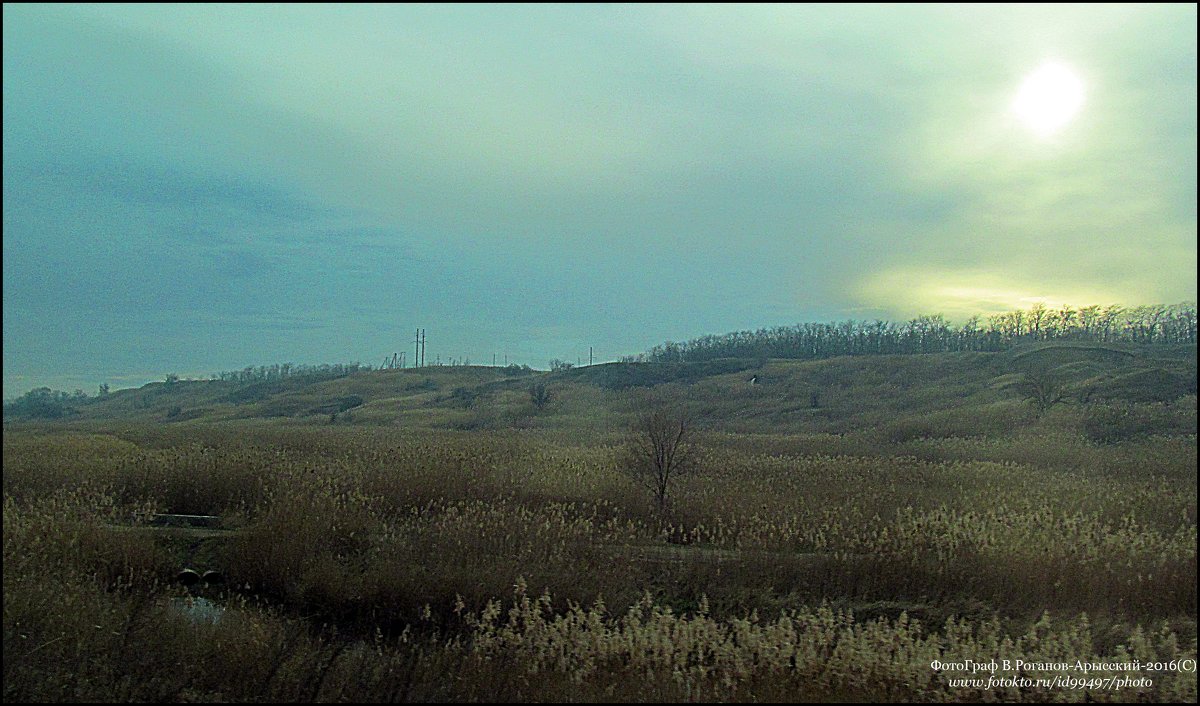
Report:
4,4,1196,397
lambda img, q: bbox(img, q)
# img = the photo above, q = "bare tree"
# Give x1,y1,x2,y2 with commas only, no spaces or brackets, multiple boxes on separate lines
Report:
1057,305,1078,339
1029,302,1049,340
1014,368,1067,416
625,392,697,513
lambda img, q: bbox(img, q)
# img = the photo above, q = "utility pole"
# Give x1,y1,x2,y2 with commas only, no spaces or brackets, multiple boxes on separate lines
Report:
590,346,593,366
415,328,421,369
420,329,426,367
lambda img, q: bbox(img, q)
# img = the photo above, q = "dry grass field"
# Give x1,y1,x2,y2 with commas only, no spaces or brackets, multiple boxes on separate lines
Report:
4,349,1196,701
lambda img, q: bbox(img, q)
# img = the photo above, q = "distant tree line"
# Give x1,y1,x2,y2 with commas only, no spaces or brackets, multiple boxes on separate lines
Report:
3,387,91,419
212,362,371,384
626,303,1197,363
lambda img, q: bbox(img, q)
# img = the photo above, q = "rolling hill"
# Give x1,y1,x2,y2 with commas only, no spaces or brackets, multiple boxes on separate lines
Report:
8,342,1195,446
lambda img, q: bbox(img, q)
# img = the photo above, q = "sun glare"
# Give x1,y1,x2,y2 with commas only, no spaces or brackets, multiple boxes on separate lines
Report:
1011,62,1085,137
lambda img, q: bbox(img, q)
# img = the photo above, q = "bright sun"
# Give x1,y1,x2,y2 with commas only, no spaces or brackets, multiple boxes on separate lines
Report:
1011,62,1085,137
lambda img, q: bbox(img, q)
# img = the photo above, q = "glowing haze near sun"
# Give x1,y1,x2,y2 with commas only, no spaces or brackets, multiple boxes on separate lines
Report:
1011,62,1085,137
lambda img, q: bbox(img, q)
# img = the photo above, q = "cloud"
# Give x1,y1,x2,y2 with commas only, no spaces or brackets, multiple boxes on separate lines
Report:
3,4,1195,396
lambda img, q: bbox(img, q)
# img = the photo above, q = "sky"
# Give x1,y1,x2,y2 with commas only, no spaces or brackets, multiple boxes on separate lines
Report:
3,4,1196,398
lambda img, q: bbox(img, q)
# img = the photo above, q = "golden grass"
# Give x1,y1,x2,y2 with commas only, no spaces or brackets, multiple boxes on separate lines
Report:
3,421,1196,701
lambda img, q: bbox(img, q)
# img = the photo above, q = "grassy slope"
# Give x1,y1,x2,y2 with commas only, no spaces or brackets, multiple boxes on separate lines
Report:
29,342,1196,441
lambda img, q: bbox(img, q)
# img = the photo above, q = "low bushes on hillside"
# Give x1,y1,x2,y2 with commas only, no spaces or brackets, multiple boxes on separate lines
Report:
1084,398,1198,444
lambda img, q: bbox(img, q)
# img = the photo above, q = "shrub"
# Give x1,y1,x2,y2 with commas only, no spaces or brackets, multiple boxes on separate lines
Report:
447,387,477,408
529,383,551,411
406,378,438,392
1083,400,1198,444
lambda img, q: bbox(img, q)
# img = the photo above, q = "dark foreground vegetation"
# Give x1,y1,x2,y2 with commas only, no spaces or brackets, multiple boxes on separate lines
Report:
4,327,1197,701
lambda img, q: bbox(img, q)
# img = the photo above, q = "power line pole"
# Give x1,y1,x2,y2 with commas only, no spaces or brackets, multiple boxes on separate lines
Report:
420,329,426,367
590,346,593,366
